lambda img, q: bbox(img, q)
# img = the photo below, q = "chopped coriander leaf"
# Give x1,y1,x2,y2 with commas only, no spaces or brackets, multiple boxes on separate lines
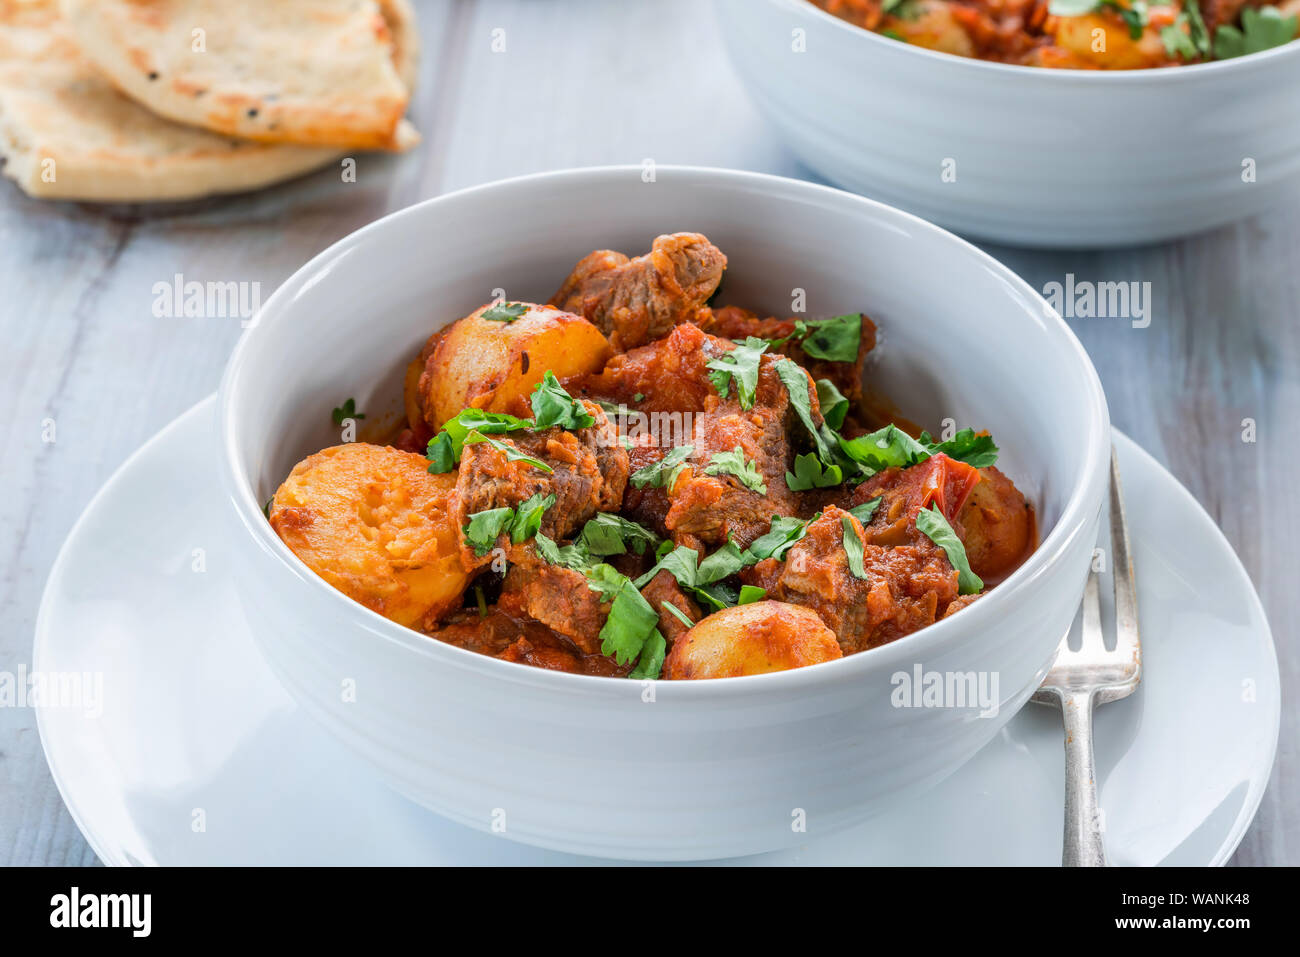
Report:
463,431,554,472
635,541,745,612
918,428,999,468
1097,0,1146,40
661,601,696,629
596,574,662,666
628,629,667,680
838,424,929,474
738,585,767,605
579,513,660,556
696,538,750,584
1183,0,1212,54
475,585,488,618
706,337,768,410
1160,15,1200,58
916,504,983,595
583,562,627,601
799,314,861,363
464,507,514,557
841,516,869,580
530,371,595,430
439,408,532,457
633,392,645,402
331,397,365,425
592,398,625,415
534,532,591,570
425,432,457,473
848,496,882,525
745,514,814,562
786,451,842,491
263,497,273,519
881,28,907,41
761,319,809,350
696,581,739,609
481,302,528,322
815,378,850,430
1215,6,1297,59
704,447,768,494
635,542,700,589
773,358,840,466
630,444,694,489
509,492,555,544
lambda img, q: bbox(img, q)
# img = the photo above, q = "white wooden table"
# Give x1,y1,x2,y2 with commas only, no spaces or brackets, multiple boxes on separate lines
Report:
1,0,1294,866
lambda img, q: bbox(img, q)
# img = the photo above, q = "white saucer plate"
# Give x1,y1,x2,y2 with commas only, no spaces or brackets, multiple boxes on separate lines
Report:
34,397,1279,865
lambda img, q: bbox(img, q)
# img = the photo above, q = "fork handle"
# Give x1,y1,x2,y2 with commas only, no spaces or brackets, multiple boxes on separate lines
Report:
1060,690,1107,866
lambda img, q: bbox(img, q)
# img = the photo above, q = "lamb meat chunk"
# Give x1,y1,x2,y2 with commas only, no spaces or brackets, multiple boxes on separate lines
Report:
549,233,726,351
741,506,960,655
663,398,799,550
430,608,628,676
701,305,877,400
500,545,700,657
576,322,730,414
498,547,609,655
452,401,629,569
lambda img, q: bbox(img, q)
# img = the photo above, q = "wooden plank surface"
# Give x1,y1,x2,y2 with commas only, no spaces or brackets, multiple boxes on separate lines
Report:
0,0,1293,866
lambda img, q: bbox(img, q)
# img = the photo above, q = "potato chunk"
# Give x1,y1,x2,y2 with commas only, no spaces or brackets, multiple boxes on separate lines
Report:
416,302,612,430
663,601,842,679
269,443,468,629
957,466,1034,583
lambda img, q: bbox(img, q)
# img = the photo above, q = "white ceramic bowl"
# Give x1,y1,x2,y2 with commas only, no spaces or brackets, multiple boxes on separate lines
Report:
219,166,1109,860
716,0,1300,248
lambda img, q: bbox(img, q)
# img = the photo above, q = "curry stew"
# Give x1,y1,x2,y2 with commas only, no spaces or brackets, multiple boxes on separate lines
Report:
268,233,1036,680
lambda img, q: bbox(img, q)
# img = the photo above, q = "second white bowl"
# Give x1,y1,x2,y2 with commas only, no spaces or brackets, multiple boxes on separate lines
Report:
717,0,1300,247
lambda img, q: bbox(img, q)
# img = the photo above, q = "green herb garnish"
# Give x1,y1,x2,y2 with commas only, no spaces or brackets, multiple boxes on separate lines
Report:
786,451,842,491
745,514,815,562
463,431,554,472
331,397,365,425
737,585,767,605
579,513,661,556
917,428,999,468
706,337,768,410
627,630,667,680
815,378,850,430
841,515,869,580
798,314,861,363
704,447,768,494
848,496,882,525
509,492,556,544
425,432,457,473
530,371,595,431
463,507,515,557
1215,5,1297,59
916,504,983,595
481,302,528,322
630,444,694,489
661,601,696,629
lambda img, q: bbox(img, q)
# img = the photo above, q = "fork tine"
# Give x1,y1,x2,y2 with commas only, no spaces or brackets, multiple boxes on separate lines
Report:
1108,446,1141,667
1080,565,1104,654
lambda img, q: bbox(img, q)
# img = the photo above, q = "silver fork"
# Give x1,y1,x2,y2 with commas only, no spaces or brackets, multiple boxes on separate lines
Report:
1032,446,1141,867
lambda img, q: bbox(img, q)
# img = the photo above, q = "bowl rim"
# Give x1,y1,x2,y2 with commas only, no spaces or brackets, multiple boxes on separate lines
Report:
218,164,1110,695
760,0,1300,82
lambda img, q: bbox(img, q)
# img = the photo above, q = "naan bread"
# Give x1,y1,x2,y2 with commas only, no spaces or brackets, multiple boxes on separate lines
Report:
0,0,418,202
60,0,413,150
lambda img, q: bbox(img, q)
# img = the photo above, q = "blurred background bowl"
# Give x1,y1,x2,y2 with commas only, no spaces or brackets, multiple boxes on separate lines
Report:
716,0,1300,247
